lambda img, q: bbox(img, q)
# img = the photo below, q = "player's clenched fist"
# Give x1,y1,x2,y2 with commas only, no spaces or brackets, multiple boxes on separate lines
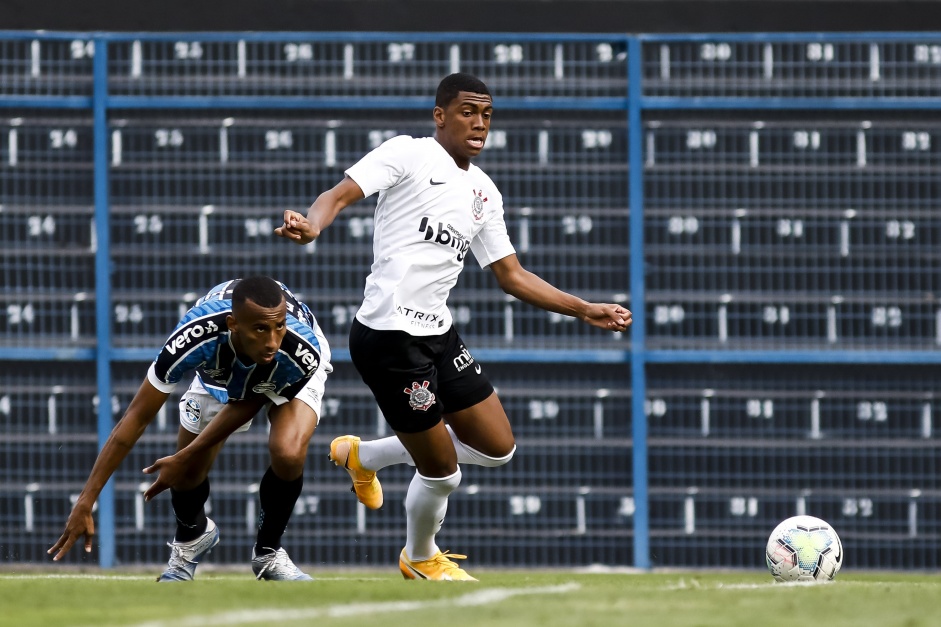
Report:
582,304,632,332
274,209,316,244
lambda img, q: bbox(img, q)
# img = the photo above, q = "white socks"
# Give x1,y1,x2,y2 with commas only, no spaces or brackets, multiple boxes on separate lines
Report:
356,432,413,470
356,426,514,562
357,425,515,471
404,468,462,561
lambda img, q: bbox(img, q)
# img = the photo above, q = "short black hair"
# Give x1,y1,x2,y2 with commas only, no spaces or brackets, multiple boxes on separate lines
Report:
435,73,491,108
232,276,284,309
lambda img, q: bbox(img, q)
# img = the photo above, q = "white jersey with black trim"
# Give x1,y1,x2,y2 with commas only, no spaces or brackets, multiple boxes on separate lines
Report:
345,135,516,335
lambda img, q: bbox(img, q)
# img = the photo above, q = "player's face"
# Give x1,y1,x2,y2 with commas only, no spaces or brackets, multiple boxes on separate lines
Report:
227,298,288,365
434,91,493,169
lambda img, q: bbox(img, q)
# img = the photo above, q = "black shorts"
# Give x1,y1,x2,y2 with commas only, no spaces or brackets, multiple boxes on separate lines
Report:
348,318,495,434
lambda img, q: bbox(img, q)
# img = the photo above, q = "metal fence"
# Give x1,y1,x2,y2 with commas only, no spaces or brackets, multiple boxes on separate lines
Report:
1,31,940,571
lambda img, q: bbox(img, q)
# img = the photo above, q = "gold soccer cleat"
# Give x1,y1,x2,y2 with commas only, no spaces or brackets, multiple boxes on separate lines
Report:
329,435,383,509
398,549,478,581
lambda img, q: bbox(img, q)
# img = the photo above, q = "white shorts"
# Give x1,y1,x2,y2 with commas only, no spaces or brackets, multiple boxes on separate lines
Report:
178,365,331,435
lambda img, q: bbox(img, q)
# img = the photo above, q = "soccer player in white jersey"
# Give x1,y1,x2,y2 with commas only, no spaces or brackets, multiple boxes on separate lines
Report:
49,276,332,581
276,73,631,580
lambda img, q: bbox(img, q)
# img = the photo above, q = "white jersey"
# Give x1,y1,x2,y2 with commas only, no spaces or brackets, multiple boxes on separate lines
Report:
345,135,516,335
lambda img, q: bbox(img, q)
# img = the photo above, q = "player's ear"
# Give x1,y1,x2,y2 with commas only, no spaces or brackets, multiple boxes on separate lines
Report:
433,105,445,127
226,314,237,333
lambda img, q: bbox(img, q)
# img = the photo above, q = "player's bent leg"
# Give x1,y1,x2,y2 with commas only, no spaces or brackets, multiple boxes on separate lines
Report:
251,398,319,581
170,476,211,542
174,420,225,490
330,423,513,509
444,392,516,460
351,422,512,471
404,467,461,558
400,468,476,581
398,465,476,581
395,420,459,478
445,425,515,467
397,396,511,582
267,397,319,480
252,466,309,581
171,387,227,538
158,425,224,582
329,435,383,509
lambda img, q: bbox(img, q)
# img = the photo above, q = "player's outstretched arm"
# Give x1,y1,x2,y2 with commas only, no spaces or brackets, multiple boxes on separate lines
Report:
275,176,365,244
142,399,264,501
488,254,632,333
48,379,168,561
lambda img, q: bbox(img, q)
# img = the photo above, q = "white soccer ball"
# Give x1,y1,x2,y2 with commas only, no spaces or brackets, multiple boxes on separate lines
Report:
765,515,843,582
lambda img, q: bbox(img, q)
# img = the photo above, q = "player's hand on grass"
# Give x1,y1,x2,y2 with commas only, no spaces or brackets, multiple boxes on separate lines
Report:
582,304,632,332
274,209,317,244
141,453,188,502
48,502,95,561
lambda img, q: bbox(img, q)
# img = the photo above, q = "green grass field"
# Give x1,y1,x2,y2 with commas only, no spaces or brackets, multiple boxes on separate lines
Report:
2,569,939,627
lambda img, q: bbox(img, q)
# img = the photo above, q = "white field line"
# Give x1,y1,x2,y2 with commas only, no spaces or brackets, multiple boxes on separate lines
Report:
664,578,830,591
125,583,581,627
664,578,941,591
716,581,830,590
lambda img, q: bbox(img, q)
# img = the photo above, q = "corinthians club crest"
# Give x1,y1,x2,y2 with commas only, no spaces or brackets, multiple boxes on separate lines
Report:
404,380,436,411
471,189,488,222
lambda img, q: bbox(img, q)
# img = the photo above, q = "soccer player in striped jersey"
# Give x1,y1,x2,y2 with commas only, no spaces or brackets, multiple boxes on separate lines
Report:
49,276,331,581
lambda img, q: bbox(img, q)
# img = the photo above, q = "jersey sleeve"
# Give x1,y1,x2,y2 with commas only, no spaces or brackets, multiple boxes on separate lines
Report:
148,312,224,392
344,135,416,197
470,188,516,268
147,362,178,393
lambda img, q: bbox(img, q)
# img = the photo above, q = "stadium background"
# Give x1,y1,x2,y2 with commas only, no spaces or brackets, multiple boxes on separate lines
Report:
2,2,940,572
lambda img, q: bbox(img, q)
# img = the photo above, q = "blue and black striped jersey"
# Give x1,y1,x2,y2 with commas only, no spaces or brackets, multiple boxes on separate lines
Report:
146,279,328,405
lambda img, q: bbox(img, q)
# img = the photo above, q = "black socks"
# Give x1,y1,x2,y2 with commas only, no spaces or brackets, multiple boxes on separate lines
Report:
171,478,210,542
254,466,303,555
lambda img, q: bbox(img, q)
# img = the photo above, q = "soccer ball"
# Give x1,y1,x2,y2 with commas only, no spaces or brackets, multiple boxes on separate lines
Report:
765,515,843,582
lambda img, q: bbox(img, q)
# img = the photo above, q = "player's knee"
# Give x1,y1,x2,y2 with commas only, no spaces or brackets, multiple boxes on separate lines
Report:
489,443,516,466
472,442,515,467
417,467,462,496
446,424,515,463
455,433,515,466
269,440,308,478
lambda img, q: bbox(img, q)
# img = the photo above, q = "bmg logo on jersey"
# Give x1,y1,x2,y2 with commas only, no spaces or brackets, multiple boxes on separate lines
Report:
418,217,469,261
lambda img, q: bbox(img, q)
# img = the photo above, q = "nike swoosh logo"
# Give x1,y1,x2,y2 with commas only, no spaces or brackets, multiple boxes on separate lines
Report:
429,179,447,186
474,364,481,374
